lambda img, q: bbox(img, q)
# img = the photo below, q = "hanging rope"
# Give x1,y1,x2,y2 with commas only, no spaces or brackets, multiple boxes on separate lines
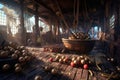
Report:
83,0,92,33
73,0,76,20
76,0,79,28
73,0,79,29
84,0,89,20
55,0,70,29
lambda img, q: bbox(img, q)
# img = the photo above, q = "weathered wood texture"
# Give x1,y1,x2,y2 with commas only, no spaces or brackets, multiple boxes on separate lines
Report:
0,47,107,80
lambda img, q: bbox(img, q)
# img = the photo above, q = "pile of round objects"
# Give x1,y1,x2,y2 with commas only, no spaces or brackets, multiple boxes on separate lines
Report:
0,42,32,72
69,32,91,40
48,54,92,69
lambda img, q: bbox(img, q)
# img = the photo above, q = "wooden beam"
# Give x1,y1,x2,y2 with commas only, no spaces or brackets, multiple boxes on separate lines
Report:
54,0,70,29
33,0,55,15
24,1,33,5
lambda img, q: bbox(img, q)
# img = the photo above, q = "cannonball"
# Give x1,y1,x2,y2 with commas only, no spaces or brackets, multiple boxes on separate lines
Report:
15,66,22,72
2,64,10,70
34,75,42,80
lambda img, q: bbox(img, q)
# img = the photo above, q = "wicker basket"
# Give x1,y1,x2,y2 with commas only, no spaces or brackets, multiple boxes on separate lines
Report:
62,38,96,53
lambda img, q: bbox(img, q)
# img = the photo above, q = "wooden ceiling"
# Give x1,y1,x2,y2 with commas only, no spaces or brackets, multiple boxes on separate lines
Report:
9,0,120,28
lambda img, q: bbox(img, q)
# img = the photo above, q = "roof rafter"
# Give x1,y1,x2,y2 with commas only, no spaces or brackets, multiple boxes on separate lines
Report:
33,0,56,15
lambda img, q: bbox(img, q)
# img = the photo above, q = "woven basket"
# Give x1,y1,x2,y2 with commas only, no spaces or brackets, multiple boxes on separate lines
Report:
62,38,96,53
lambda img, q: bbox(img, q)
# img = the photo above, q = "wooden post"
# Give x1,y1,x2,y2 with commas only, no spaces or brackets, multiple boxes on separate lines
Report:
114,1,120,41
118,3,120,25
56,20,60,35
49,18,52,31
117,2,120,26
34,4,39,46
20,0,26,45
112,1,120,64
105,0,111,32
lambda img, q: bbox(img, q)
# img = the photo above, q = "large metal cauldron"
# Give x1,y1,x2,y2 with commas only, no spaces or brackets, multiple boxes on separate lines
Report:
62,38,96,53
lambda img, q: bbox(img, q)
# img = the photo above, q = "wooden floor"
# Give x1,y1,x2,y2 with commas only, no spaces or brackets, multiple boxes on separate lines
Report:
0,47,108,80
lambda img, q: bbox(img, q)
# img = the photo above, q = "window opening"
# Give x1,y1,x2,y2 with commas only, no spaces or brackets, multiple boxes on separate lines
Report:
2,6,20,36
89,26,101,39
110,14,115,28
0,3,6,25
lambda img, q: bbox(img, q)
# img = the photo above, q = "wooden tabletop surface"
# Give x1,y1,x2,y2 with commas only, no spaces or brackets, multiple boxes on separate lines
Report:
0,47,107,80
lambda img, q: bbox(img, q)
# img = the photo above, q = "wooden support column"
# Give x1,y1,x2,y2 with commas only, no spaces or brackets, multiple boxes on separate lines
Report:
114,1,120,40
57,25,60,35
117,4,120,22
104,0,111,32
53,23,57,36
111,1,120,65
49,17,52,31
56,20,59,35
20,0,26,45
34,4,39,46
116,2,120,26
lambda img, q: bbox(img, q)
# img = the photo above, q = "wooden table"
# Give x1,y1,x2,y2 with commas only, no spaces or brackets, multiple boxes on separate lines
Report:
0,47,107,80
